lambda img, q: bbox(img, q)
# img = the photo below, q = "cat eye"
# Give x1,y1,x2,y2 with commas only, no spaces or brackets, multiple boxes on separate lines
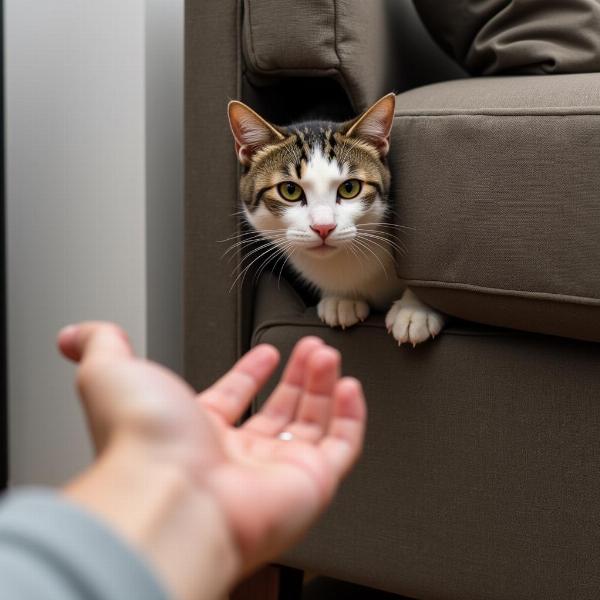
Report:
278,181,304,202
337,179,362,199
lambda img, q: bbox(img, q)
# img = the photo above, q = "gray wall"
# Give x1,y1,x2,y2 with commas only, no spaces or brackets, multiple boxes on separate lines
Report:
5,1,183,485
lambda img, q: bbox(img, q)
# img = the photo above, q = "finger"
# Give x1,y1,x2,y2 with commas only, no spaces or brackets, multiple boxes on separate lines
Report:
243,336,324,436
319,377,367,479
284,346,340,443
279,337,326,388
57,321,133,363
57,322,134,454
198,344,279,424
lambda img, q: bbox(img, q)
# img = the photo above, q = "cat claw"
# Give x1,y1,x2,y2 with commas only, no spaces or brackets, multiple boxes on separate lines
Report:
386,293,444,346
396,340,418,349
317,297,370,329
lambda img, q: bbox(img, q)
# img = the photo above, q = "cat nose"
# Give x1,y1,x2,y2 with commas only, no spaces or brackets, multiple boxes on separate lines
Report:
310,223,337,240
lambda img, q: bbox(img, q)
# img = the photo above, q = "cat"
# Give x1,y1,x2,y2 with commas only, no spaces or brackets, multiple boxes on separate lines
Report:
227,93,444,346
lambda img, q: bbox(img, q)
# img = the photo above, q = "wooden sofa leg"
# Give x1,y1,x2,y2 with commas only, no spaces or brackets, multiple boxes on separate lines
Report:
231,565,303,600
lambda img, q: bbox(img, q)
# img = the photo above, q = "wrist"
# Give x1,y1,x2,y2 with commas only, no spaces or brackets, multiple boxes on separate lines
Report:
64,440,240,600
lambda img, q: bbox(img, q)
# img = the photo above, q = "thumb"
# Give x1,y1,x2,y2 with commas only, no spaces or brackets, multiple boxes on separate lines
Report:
58,321,134,363
57,322,136,453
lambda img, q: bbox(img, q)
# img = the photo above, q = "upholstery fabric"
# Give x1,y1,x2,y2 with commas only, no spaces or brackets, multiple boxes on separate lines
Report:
186,1,600,598
391,74,600,342
242,0,388,111
413,0,600,75
185,0,243,389
253,274,600,600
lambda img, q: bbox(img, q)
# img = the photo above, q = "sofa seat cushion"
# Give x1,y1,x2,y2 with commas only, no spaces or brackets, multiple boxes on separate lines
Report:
391,73,600,343
252,273,600,600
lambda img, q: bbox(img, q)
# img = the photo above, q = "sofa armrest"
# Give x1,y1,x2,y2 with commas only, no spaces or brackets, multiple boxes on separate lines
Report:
185,0,244,389
392,73,600,342
242,0,389,111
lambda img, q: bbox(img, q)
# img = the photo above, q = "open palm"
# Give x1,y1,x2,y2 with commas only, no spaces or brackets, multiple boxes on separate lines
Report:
58,322,366,574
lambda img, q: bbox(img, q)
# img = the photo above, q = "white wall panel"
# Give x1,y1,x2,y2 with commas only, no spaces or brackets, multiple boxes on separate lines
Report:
5,0,182,485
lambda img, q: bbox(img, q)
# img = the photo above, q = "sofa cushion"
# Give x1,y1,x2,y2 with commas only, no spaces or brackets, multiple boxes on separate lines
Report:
391,74,600,343
241,0,388,111
252,274,600,600
413,0,600,75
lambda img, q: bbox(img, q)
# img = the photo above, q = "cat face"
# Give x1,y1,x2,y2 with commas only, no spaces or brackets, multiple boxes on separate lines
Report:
228,94,394,259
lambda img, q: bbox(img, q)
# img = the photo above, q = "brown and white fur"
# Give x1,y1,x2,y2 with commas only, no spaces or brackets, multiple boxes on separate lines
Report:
227,94,444,346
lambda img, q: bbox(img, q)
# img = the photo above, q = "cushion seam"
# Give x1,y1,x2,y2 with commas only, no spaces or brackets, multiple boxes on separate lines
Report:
402,279,600,306
394,109,600,118
332,0,342,67
252,319,549,343
245,0,261,71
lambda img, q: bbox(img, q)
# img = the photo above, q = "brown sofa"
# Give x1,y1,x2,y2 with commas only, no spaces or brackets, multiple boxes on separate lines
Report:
185,1,600,598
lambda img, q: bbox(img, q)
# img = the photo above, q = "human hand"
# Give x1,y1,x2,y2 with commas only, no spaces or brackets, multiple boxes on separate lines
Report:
59,322,366,600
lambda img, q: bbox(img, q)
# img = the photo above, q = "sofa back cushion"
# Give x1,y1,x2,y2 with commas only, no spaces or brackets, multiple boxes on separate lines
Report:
242,0,388,111
413,0,600,75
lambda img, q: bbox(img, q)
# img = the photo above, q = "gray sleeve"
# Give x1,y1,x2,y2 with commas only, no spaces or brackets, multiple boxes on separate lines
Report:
0,488,170,600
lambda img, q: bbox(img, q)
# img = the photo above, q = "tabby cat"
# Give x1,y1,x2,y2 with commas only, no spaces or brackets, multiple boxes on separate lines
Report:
227,94,444,346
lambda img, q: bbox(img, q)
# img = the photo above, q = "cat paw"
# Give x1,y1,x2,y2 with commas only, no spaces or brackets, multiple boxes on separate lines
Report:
385,291,444,346
317,297,370,329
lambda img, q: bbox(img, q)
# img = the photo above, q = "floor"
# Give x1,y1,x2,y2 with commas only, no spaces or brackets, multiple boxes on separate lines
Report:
303,577,412,599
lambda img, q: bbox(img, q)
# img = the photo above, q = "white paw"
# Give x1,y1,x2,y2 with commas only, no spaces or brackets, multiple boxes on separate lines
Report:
385,290,444,346
317,297,370,329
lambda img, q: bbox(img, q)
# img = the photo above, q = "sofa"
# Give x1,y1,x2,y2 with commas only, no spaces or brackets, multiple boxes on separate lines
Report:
185,1,600,598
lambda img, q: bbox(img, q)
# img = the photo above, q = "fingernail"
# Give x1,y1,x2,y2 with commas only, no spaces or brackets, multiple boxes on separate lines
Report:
58,324,78,339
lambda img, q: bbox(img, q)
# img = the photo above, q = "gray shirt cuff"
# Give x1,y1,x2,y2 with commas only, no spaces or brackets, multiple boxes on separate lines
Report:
0,488,170,600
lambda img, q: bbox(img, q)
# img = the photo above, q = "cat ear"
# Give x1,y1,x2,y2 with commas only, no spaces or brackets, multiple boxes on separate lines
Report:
344,93,395,157
228,101,285,165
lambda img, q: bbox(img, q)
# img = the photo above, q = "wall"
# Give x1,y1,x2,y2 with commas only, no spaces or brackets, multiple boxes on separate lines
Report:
5,0,183,485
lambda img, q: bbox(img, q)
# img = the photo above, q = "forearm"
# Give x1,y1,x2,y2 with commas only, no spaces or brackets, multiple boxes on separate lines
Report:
0,488,167,600
64,439,241,600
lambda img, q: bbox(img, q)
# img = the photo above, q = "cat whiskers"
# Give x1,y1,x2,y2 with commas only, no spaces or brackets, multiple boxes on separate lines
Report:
230,238,294,293
343,238,367,270
232,237,287,273
274,245,296,290
221,235,274,260
219,229,287,260
218,228,286,244
355,232,403,272
356,230,407,257
221,236,287,262
351,236,390,279
356,224,410,255
358,221,414,232
253,238,291,286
